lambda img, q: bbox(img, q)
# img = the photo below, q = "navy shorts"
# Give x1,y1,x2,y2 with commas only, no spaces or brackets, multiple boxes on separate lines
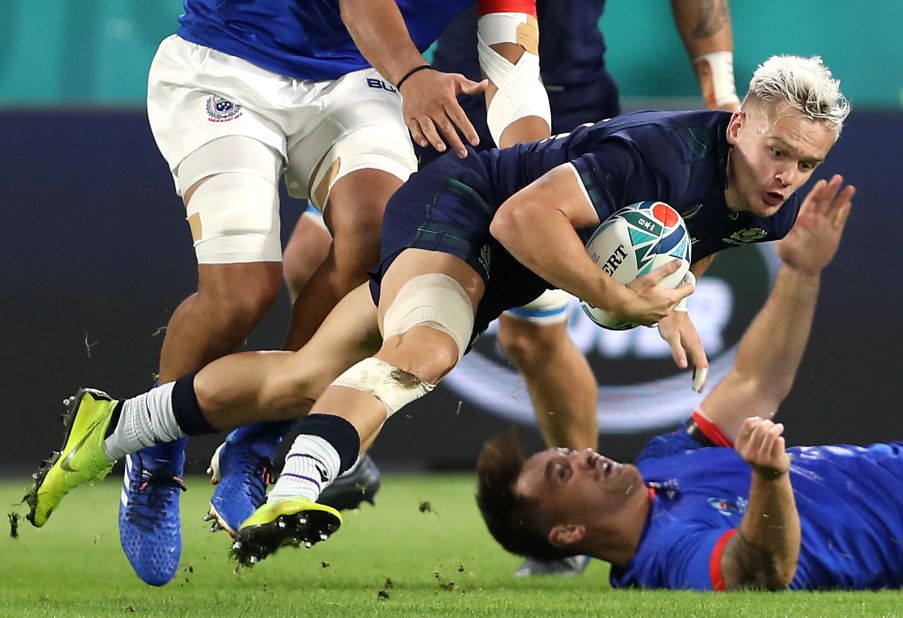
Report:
368,154,550,344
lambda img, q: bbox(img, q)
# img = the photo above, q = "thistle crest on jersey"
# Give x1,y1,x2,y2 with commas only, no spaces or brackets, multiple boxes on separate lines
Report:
206,95,242,123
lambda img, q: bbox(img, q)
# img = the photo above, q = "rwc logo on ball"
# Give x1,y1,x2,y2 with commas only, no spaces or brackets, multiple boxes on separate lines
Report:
582,202,690,331
206,95,242,123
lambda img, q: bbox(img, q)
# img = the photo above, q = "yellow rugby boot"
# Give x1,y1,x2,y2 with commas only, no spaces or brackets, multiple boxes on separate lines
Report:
231,498,342,566
25,388,117,527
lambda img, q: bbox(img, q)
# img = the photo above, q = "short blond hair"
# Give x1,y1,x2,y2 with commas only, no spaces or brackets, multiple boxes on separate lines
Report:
744,55,850,139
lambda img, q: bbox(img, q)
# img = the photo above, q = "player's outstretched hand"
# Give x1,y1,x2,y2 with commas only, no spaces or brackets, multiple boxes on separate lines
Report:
657,310,709,389
399,69,488,158
777,174,855,276
735,417,790,478
618,260,695,326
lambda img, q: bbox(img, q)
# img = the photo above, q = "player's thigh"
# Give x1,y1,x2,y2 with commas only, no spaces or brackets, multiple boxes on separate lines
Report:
283,68,417,213
275,284,383,400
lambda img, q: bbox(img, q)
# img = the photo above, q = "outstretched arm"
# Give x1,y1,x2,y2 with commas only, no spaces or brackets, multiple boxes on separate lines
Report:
720,417,799,590
699,175,855,441
670,0,740,110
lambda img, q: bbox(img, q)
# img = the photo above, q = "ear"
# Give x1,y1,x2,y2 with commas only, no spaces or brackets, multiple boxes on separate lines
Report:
548,523,586,549
725,110,745,145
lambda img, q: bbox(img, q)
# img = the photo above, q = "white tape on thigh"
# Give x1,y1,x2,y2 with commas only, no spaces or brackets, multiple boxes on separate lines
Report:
332,357,435,418
177,136,280,196
284,95,416,210
503,289,571,324
477,14,550,146
184,173,280,264
382,274,475,360
301,124,417,213
178,136,282,263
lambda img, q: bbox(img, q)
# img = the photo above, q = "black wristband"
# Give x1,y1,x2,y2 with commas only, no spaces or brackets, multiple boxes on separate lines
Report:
396,64,433,91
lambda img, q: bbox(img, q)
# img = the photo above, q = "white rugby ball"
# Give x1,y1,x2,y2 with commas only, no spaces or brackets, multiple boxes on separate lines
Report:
581,201,691,330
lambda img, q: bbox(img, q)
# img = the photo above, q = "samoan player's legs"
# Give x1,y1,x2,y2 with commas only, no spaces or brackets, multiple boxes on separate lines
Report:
282,205,331,304
497,291,598,449
120,34,315,585
208,69,417,531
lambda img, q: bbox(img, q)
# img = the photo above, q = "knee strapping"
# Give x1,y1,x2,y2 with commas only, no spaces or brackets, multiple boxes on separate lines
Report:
332,358,435,418
382,274,475,360
477,12,550,146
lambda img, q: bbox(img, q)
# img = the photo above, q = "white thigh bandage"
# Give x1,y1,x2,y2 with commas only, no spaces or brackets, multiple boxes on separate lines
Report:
382,274,475,360
503,289,571,325
178,137,282,264
285,98,417,212
477,12,550,146
333,357,435,418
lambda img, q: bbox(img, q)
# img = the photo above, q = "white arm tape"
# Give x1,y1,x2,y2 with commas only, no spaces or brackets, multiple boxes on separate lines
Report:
694,51,739,107
477,13,550,146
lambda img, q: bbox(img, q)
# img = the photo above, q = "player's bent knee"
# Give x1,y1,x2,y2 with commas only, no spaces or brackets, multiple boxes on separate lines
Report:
197,265,282,326
382,273,476,361
333,357,434,418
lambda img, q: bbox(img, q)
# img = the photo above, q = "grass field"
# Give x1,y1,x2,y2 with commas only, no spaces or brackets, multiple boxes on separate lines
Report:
1,475,901,617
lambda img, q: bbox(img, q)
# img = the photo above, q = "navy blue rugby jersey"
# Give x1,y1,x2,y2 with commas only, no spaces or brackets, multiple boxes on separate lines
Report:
177,0,473,81
377,109,800,341
608,421,903,590
475,109,800,262
430,0,619,135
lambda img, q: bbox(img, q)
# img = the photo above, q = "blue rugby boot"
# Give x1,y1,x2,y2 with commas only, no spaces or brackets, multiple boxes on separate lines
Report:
206,422,292,536
119,437,188,586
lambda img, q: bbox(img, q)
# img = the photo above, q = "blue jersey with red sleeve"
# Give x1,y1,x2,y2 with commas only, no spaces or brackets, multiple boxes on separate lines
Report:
176,0,474,81
610,417,903,590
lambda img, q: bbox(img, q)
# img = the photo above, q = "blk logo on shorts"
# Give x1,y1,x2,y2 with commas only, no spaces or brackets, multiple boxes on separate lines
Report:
367,78,398,94
206,95,242,123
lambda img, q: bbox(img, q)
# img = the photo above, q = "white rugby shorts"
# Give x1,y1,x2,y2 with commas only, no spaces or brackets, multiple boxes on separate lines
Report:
147,35,417,204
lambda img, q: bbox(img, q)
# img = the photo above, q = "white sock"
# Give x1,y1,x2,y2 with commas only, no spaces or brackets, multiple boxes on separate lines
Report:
267,435,341,503
103,382,185,461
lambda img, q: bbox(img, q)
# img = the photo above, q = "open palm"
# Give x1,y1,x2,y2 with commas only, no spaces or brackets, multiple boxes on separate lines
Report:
777,175,855,275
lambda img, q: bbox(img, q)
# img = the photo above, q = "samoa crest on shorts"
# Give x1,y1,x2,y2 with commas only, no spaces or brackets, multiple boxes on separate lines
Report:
206,95,242,123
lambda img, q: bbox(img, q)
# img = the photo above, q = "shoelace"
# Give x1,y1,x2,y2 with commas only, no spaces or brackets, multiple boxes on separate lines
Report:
124,468,187,533
233,450,271,507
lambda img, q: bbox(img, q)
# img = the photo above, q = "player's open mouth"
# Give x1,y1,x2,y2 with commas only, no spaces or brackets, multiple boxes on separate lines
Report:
762,191,784,207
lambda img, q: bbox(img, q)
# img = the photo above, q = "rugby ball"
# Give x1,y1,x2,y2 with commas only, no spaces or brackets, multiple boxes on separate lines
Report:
581,201,691,330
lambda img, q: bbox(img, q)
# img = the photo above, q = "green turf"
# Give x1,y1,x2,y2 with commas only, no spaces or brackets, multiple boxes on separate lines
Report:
1,475,900,617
